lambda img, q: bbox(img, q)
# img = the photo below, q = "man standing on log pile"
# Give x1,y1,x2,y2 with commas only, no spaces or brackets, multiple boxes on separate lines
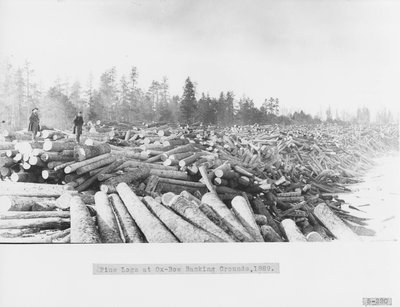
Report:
28,108,40,141
73,111,84,143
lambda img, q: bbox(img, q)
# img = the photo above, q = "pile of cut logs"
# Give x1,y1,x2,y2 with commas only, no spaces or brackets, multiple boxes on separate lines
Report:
0,123,398,243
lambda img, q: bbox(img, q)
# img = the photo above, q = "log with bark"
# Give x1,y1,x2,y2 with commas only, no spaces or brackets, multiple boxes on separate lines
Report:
0,217,70,230
231,196,264,242
64,153,112,174
75,155,116,175
41,152,74,163
0,182,72,197
116,182,178,243
164,194,235,242
0,211,70,219
43,140,76,152
313,203,360,241
281,219,307,242
109,193,144,243
94,192,123,243
76,159,124,192
100,166,150,194
201,192,255,242
74,143,112,161
260,225,284,242
143,196,223,243
0,195,57,211
70,196,101,243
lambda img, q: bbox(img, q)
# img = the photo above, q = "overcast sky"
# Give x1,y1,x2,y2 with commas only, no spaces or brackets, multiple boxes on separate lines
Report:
0,0,399,116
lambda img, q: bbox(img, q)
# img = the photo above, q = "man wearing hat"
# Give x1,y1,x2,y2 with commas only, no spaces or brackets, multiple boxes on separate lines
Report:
73,111,84,143
28,108,40,141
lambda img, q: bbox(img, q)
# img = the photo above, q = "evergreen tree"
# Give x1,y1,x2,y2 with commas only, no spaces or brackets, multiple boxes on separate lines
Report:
118,75,130,122
179,77,197,124
158,77,173,121
98,67,118,121
225,91,235,126
216,92,226,125
69,81,85,111
169,95,180,122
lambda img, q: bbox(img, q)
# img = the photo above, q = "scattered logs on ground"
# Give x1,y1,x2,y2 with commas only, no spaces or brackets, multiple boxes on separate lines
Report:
0,123,398,243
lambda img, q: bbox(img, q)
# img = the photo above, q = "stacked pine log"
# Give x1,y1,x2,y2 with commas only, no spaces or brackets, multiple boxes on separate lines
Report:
0,182,95,243
1,123,398,243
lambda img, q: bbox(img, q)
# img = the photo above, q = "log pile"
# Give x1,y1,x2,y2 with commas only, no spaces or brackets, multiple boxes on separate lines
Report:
0,122,398,243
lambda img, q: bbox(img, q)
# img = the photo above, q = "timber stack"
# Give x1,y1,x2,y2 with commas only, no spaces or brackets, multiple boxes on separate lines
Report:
0,122,398,243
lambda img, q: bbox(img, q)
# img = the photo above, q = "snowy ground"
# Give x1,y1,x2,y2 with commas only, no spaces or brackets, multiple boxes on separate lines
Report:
339,151,400,241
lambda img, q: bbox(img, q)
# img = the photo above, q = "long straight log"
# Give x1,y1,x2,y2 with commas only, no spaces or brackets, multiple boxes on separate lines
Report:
94,192,122,243
76,156,116,175
0,211,70,219
41,152,74,163
64,153,112,174
100,166,150,194
116,183,178,243
74,143,112,161
201,192,254,242
158,178,206,188
0,236,52,243
70,196,101,243
117,160,178,171
0,182,72,197
168,151,193,162
43,140,76,152
149,168,190,180
313,203,360,241
47,161,65,170
109,194,144,243
178,152,205,167
0,195,57,211
143,196,223,243
111,150,146,160
76,159,124,192
88,165,111,177
147,144,194,163
0,217,70,230
165,195,234,242
231,196,264,242
53,161,75,171
98,173,118,181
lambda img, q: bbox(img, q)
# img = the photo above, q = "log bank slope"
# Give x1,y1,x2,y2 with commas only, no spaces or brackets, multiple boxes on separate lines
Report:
0,123,398,243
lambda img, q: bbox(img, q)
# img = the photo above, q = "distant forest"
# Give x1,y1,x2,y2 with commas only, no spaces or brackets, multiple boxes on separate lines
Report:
0,60,396,130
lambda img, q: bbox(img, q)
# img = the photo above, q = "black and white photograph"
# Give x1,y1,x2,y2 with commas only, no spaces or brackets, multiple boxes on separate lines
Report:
0,0,399,306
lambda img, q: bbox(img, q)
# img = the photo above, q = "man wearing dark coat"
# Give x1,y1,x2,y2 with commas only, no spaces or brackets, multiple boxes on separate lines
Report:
73,111,84,143
28,108,40,141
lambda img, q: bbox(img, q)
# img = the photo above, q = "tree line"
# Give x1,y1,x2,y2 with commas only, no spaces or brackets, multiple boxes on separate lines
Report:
0,60,397,131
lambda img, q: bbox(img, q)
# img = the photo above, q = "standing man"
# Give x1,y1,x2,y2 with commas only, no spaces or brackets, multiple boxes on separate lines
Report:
28,108,40,141
73,111,84,143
